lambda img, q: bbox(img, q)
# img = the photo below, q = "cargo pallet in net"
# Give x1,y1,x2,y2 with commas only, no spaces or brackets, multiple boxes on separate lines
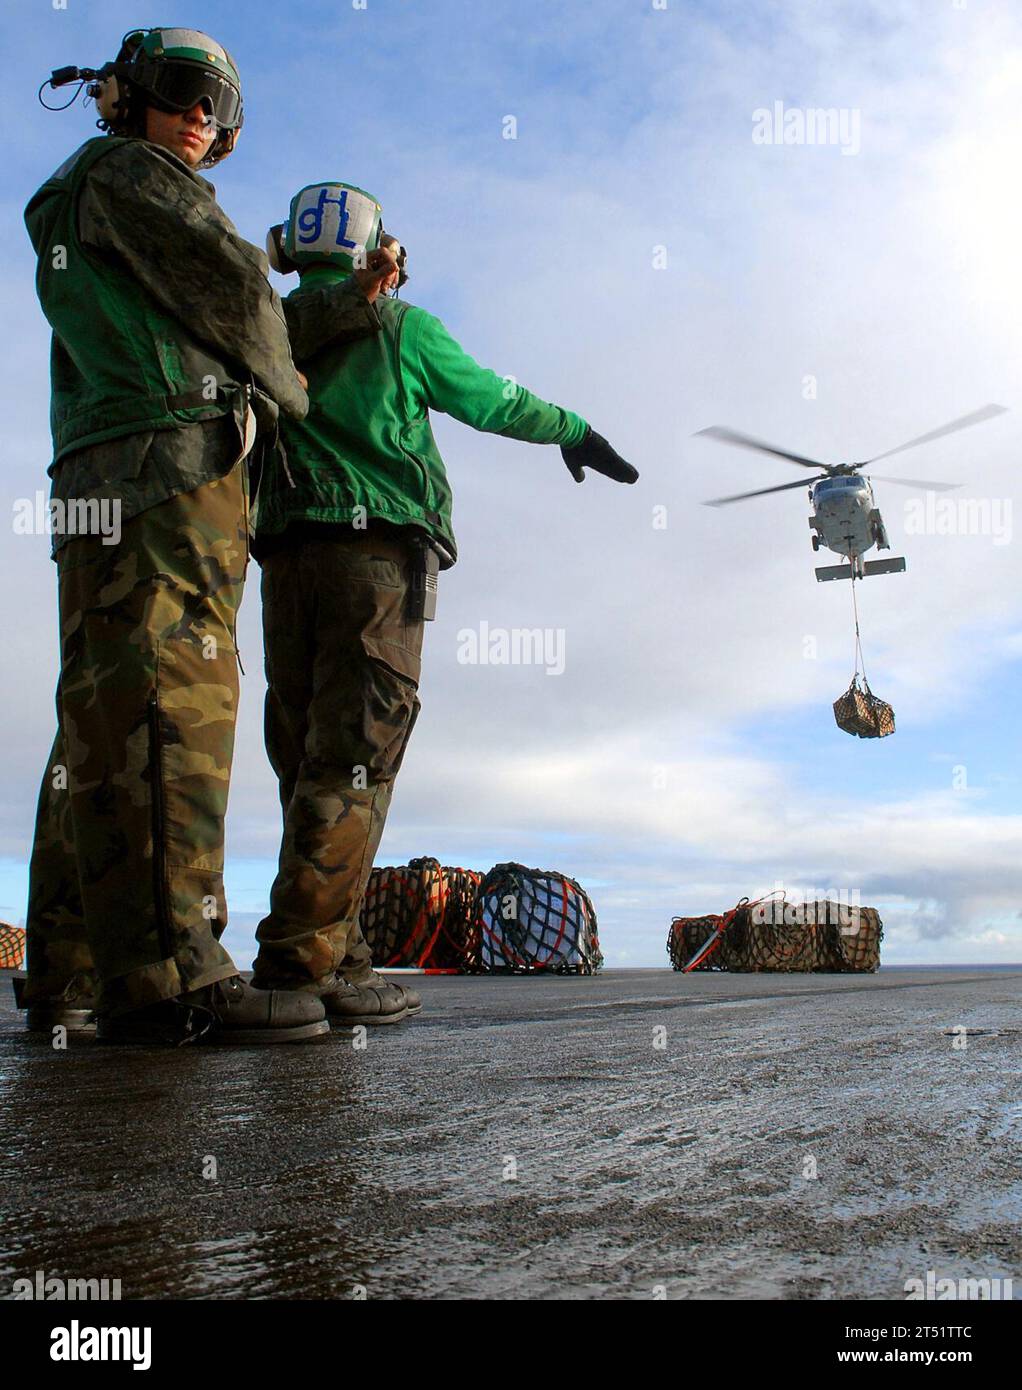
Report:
359,857,482,969
0,922,25,970
834,675,895,739
360,859,602,973
667,900,883,973
472,862,602,974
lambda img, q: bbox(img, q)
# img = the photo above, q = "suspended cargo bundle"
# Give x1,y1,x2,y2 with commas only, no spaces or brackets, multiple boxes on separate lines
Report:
836,578,895,737
0,922,25,970
668,898,883,972
834,675,895,738
472,862,602,973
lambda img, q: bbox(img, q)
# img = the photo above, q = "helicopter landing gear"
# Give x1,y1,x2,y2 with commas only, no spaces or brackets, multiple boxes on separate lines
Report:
811,535,821,551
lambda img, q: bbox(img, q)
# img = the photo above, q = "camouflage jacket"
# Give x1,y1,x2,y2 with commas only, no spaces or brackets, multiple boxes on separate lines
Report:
30,139,378,553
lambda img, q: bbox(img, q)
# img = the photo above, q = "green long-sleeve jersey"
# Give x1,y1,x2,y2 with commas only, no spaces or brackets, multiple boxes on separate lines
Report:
254,265,588,566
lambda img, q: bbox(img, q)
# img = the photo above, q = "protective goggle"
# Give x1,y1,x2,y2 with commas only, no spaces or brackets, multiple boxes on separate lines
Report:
134,58,243,129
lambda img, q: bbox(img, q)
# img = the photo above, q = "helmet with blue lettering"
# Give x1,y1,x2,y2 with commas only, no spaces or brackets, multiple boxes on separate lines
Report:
266,183,384,275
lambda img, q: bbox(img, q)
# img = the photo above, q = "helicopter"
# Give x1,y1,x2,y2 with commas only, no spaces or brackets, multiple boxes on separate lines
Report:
694,404,1007,581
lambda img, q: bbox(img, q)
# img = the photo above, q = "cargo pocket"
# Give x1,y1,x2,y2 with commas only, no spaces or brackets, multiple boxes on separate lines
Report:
358,634,422,781
148,635,239,960
152,635,240,870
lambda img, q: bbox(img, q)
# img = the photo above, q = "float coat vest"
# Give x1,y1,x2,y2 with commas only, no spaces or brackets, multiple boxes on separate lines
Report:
24,136,245,465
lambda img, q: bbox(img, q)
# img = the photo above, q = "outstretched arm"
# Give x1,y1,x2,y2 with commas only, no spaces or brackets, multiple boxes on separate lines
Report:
409,309,637,482
408,307,589,446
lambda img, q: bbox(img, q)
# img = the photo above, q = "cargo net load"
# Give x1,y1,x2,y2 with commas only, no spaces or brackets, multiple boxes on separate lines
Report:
668,898,883,973
473,862,602,974
834,675,895,738
359,857,482,969
0,922,26,970
360,858,602,973
835,581,895,738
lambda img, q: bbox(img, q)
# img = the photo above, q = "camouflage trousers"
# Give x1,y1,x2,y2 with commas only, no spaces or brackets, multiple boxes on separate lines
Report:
252,533,424,988
23,464,249,1016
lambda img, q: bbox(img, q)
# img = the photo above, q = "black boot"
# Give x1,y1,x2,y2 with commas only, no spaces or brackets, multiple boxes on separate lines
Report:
337,967,423,1017
13,975,97,1034
321,971,410,1026
97,975,329,1045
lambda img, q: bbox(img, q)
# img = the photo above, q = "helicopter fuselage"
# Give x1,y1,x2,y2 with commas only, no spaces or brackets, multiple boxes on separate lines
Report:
809,474,887,560
696,406,1007,582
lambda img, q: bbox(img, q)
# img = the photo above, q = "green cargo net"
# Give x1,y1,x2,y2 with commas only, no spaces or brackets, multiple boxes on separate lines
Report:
668,901,883,973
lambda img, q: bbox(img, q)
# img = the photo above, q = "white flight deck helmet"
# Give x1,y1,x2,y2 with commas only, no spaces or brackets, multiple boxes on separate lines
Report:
266,182,385,276
79,27,244,167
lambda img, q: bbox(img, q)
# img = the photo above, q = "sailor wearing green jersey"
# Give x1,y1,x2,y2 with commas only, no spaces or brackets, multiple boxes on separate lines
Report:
251,182,638,1023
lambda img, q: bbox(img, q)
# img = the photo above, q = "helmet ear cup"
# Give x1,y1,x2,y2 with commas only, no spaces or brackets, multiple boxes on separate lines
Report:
265,223,297,274
205,125,237,167
380,233,408,288
91,74,123,123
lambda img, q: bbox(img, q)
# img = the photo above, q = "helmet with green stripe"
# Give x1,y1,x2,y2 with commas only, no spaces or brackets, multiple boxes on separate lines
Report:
266,183,385,275
95,28,243,166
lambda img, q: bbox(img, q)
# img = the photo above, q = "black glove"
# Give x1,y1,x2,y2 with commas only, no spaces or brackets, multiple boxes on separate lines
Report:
560,427,638,484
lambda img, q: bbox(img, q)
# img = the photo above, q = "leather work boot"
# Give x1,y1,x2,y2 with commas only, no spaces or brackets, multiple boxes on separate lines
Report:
26,1005,97,1034
12,976,97,1034
394,979,423,1016
321,971,410,1026
339,968,422,1017
96,975,329,1045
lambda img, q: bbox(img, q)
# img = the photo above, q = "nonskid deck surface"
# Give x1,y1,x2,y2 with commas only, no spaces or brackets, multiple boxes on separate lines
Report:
0,968,1019,1300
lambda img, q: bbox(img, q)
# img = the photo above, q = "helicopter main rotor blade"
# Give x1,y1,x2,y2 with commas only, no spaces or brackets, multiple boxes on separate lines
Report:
870,475,963,492
694,425,829,472
704,475,829,507
863,404,1008,466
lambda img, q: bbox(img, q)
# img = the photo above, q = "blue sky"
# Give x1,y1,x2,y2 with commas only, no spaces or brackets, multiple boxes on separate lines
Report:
3,0,1022,967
